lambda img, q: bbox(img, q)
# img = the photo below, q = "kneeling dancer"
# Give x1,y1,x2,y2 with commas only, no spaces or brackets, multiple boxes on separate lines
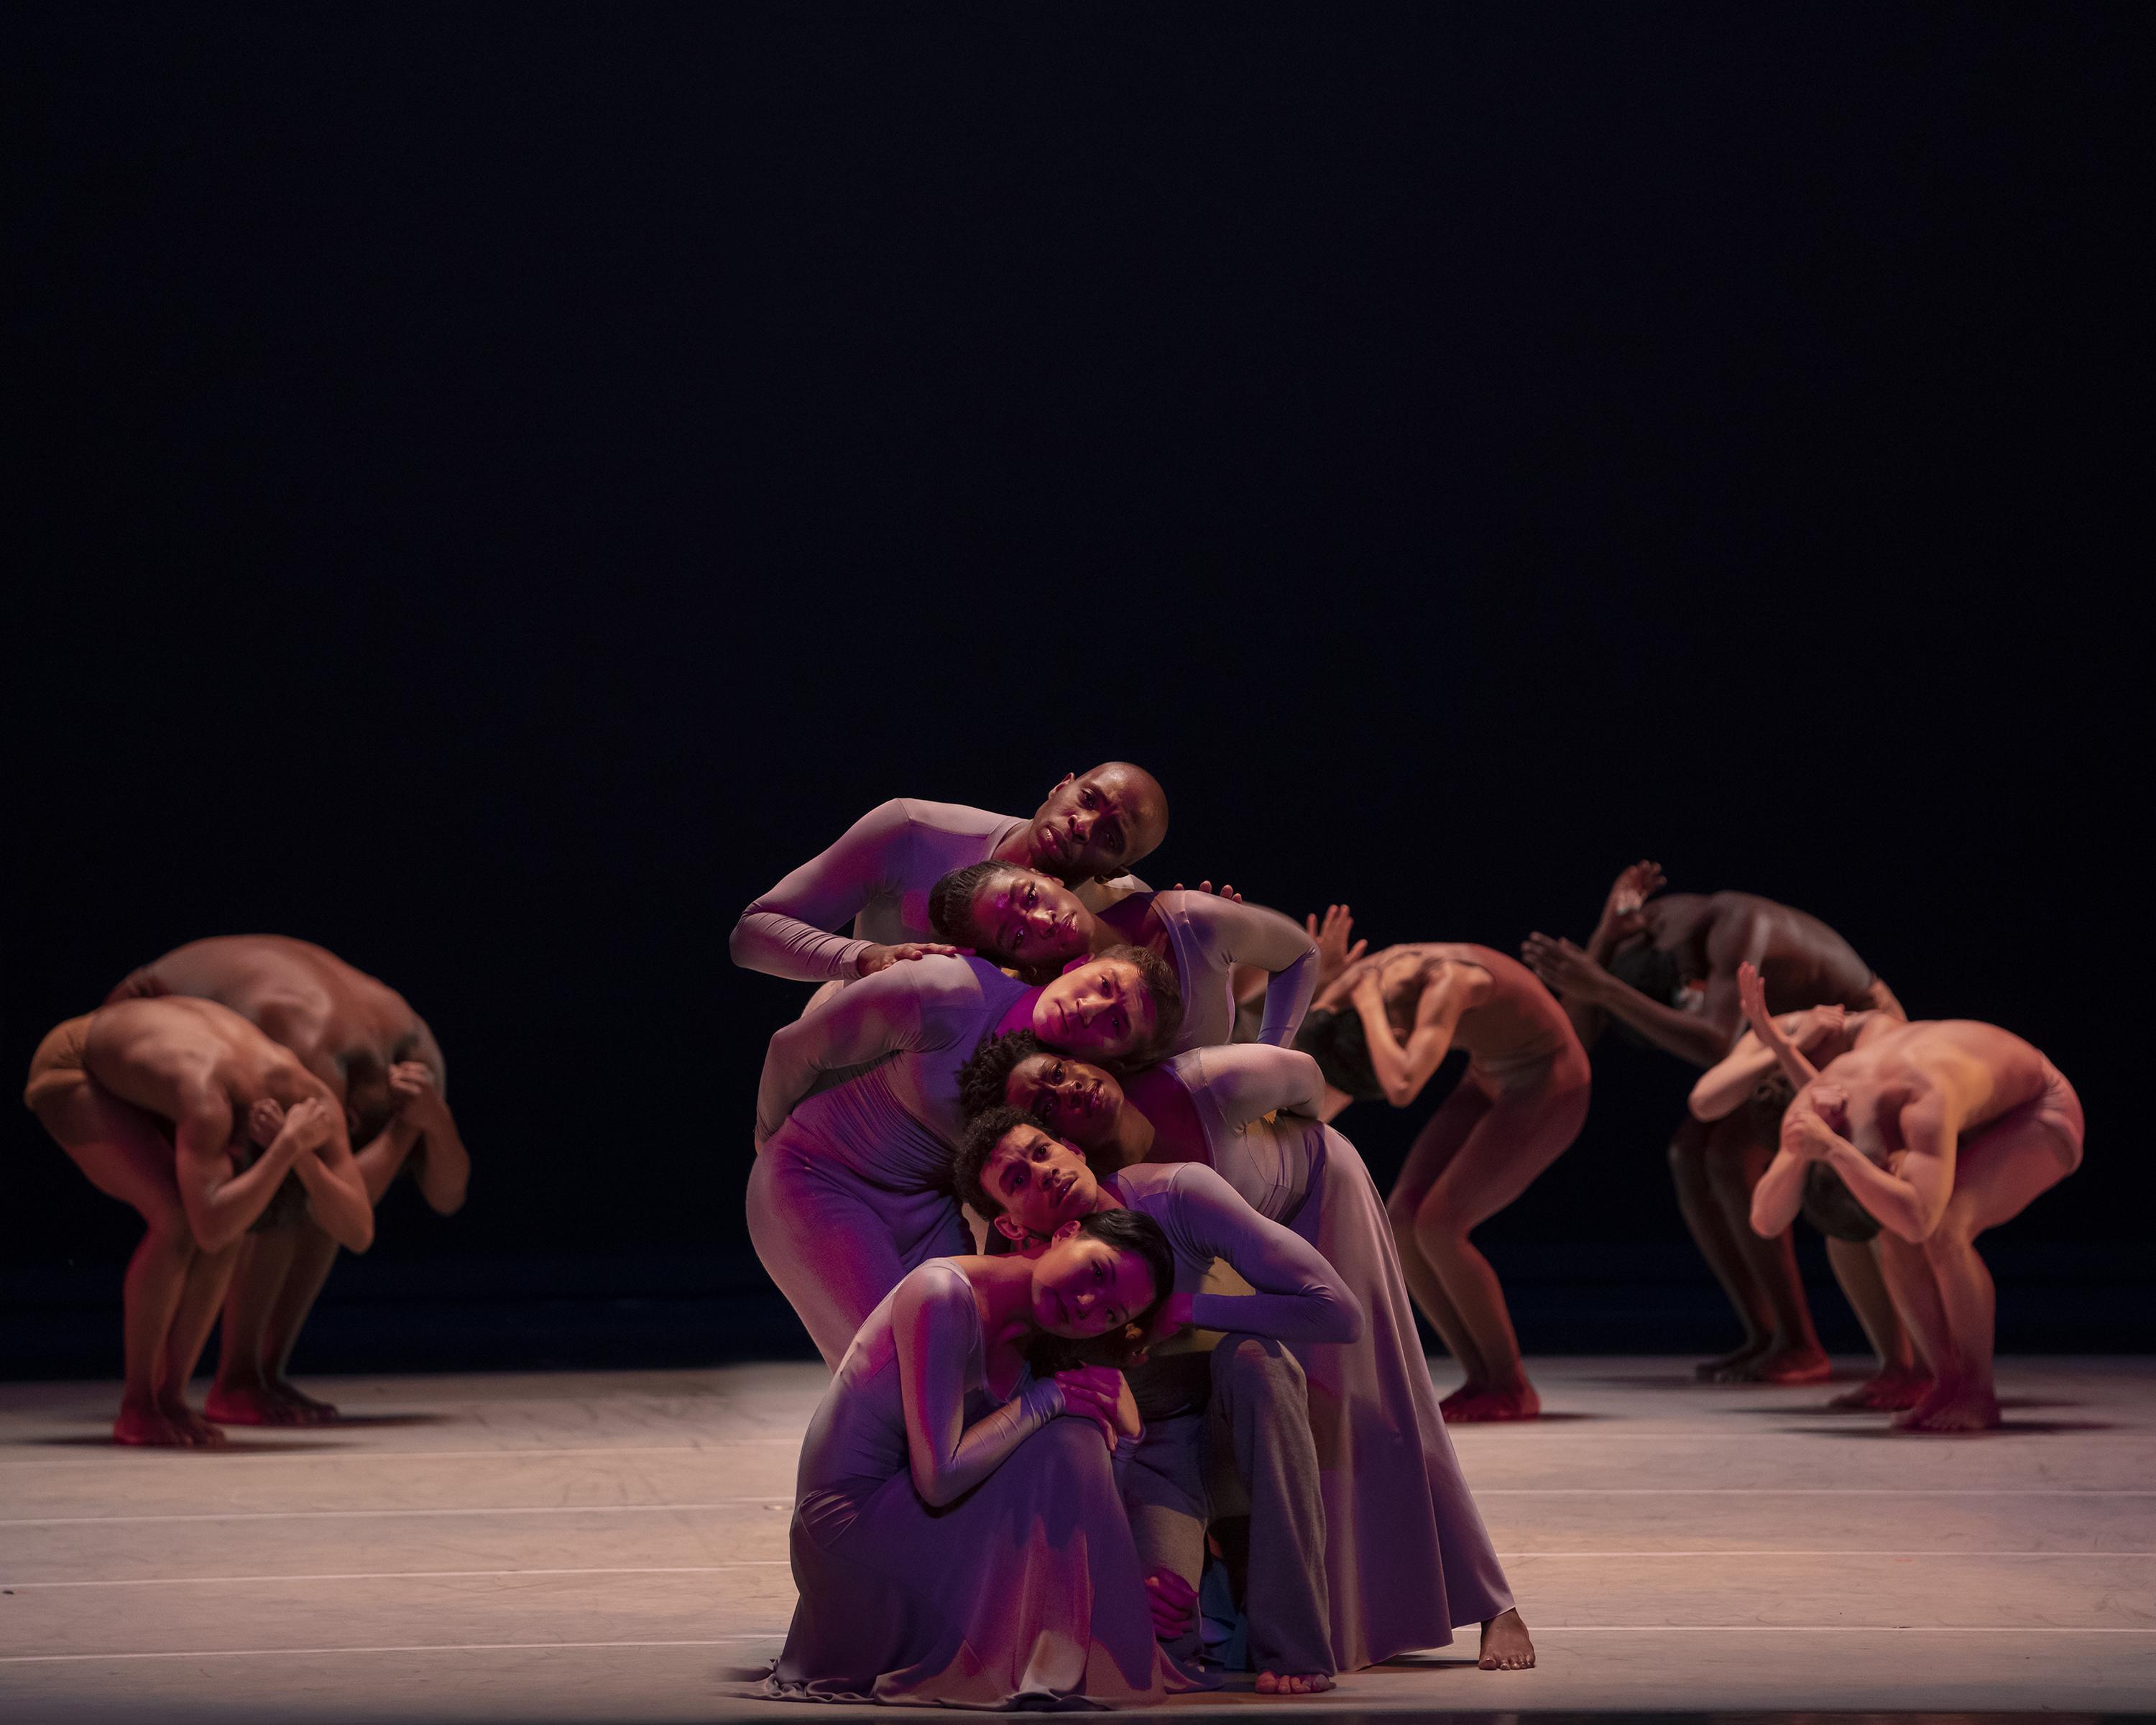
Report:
962,1035,1534,1672
1750,1016,2081,1432
23,998,373,1446
767,1209,1181,1707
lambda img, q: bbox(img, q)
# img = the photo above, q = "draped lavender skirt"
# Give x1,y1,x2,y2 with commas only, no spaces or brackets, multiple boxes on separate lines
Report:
1284,1126,1514,1669
767,1417,1175,1709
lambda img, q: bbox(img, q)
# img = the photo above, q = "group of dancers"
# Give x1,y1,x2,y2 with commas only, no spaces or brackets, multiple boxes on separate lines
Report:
19,758,2086,1707
729,760,2085,1705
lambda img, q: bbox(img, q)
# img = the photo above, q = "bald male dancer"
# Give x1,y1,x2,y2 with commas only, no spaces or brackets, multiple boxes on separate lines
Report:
24,998,374,1446
1524,862,1899,1382
1750,1017,2081,1431
730,763,1169,985
107,936,469,1424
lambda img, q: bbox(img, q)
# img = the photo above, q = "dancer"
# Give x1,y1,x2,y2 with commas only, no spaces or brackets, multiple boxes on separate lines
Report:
955,1106,1357,1693
929,862,1318,1052
1294,913,1590,1422
1523,862,1897,1381
23,998,373,1447
1750,1014,2081,1432
960,1034,1533,1673
732,764,1169,984
752,949,1181,1364
107,934,469,1425
1690,969,1922,1409
768,1208,1180,1707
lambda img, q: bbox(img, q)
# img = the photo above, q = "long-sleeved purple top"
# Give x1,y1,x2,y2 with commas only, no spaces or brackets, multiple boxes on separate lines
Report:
734,797,1143,985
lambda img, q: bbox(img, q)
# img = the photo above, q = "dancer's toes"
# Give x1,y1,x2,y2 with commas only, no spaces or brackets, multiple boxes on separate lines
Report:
205,1384,300,1426
1256,1673,1332,1695
114,1403,195,1448
1828,1369,1932,1412
1892,1384,2000,1432
160,1403,229,1448
1717,1344,1831,1384
1695,1342,1765,1380
1442,1384,1541,1422
269,1379,340,1423
1478,1609,1536,1670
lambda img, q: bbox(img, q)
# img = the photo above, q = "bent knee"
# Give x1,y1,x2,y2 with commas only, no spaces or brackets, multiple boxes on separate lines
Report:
1215,1332,1305,1396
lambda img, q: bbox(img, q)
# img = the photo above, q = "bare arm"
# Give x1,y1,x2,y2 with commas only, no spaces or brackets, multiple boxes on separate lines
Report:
1747,1144,1811,1235
1552,860,1665,1046
895,1269,1067,1506
288,1113,375,1251
1776,1100,1950,1243
172,1099,314,1253
1692,1033,1784,1121
390,1061,470,1214
1352,963,1476,1108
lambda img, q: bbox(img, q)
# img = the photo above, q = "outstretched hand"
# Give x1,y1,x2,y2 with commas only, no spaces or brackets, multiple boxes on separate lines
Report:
857,941,969,975
1144,1566,1197,1639
1521,932,1606,1001
1736,960,1777,1043
1174,880,1243,902
1305,904,1368,988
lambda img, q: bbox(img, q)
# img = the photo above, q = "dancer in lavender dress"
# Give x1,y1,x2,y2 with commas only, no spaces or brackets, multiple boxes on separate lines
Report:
962,1034,1534,1672
731,764,1168,985
768,1210,1179,1707
929,863,1318,1054
751,949,1181,1363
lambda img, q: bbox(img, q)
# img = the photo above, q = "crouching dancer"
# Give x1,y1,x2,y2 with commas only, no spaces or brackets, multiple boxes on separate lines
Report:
766,1208,1182,1707
1749,1016,2081,1432
954,1106,1358,1694
23,998,373,1446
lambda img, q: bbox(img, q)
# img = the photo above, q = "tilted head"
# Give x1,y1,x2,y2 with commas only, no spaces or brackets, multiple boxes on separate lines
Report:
959,1030,1128,1151
1294,1007,1381,1102
1023,763,1168,884
1030,944,1181,1066
929,862,1097,970
955,1105,1105,1242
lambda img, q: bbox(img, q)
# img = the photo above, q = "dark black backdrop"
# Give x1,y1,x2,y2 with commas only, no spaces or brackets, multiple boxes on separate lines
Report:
7,5,2149,1371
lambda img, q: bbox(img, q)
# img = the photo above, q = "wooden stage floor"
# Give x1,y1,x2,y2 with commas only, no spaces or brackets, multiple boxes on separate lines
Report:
3,1356,2151,1719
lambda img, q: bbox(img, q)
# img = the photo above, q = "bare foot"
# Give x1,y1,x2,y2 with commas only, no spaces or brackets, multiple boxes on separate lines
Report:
206,1382,309,1426
1442,1383,1541,1422
1714,1343,1831,1384
267,1378,340,1423
1255,1672,1335,1694
1478,1608,1535,1670
1695,1340,1766,1380
114,1402,198,1448
157,1401,229,1448
1893,1381,2001,1433
1828,1368,1932,1412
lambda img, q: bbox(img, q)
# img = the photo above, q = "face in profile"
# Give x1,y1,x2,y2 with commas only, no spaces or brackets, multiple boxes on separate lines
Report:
1031,1220,1158,1338
1005,1051,1124,1152
964,868,1095,968
1027,765,1166,883
982,1120,1102,1240
1032,957,1156,1062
